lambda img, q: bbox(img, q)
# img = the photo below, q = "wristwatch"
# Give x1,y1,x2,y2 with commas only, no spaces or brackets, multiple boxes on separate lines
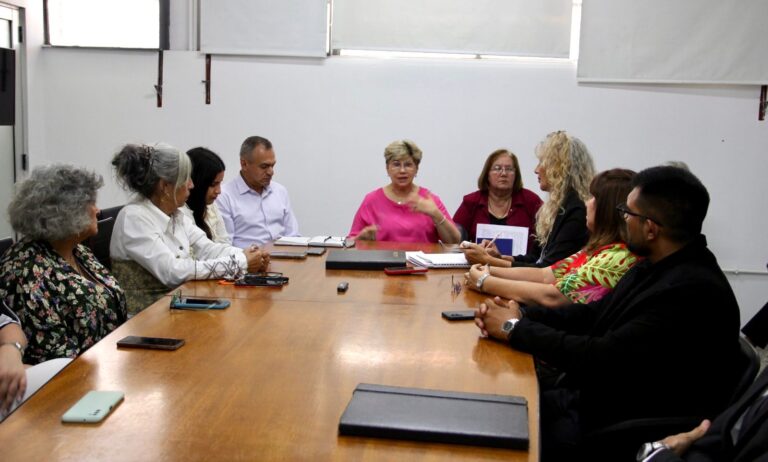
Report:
1,341,24,358
501,317,519,340
476,273,490,290
636,441,670,461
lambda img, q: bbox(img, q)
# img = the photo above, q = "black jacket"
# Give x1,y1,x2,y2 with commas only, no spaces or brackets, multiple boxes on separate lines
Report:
510,235,742,429
651,366,768,462
513,189,587,268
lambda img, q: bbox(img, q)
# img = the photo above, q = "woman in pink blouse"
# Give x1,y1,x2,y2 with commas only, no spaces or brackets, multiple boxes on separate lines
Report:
348,140,461,243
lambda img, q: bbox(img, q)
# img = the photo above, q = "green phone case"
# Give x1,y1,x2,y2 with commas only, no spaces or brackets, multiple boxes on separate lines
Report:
61,391,124,423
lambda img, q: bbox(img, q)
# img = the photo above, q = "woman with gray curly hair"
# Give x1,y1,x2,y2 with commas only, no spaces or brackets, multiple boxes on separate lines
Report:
0,165,127,365
109,143,268,314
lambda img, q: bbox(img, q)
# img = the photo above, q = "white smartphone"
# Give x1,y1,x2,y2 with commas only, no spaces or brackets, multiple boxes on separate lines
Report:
61,390,124,423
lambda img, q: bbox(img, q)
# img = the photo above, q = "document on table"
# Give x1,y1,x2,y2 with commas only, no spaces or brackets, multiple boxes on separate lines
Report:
475,224,528,256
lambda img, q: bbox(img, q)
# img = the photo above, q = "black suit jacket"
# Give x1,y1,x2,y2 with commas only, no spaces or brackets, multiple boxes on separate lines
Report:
652,366,768,462
509,235,742,430
513,189,587,267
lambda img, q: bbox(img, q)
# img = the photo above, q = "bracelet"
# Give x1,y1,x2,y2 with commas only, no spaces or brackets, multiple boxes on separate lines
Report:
434,215,446,226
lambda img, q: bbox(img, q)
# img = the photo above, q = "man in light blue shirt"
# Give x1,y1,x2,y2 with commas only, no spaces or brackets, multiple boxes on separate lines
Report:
216,136,299,248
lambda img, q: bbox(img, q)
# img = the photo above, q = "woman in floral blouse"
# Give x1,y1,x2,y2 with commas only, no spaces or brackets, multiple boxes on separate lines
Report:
0,165,127,365
465,169,639,307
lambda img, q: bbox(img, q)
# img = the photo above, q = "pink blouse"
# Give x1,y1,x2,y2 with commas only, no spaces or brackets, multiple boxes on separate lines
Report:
348,188,454,243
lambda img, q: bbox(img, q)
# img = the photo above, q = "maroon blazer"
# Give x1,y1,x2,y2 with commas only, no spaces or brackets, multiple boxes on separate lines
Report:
453,189,542,252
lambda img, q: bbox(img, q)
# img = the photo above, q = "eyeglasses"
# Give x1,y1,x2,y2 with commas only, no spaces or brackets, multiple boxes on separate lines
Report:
490,165,515,175
389,160,417,171
616,203,663,226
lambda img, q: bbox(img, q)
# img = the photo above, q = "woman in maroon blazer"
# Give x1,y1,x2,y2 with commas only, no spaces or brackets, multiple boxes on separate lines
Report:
453,149,542,253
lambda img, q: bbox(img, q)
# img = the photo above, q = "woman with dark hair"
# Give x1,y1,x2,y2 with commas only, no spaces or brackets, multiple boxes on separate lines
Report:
110,143,269,314
0,165,127,364
453,148,542,251
184,147,230,244
464,169,638,307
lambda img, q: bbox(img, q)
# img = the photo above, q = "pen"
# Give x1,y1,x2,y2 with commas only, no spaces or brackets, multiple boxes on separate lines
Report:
97,216,114,224
485,232,502,249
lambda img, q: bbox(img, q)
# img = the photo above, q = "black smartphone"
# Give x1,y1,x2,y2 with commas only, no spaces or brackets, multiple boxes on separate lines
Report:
117,336,185,350
270,251,308,259
441,310,475,321
306,247,326,256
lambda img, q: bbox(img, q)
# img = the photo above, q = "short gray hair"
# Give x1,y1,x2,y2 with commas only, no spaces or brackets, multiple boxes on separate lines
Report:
239,136,273,160
8,164,103,241
112,143,191,198
384,140,422,166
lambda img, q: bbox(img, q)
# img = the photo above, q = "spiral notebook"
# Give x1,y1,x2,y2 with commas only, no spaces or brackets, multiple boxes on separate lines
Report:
405,251,470,268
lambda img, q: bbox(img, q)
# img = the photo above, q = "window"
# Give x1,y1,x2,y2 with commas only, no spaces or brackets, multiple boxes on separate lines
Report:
331,0,573,59
45,0,167,49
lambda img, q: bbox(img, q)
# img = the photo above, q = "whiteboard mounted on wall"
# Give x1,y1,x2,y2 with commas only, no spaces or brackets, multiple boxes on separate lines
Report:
578,0,768,84
200,0,328,57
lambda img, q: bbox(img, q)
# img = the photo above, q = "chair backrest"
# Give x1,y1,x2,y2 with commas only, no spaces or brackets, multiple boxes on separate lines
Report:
0,236,13,257
729,336,761,405
83,205,123,270
742,301,768,348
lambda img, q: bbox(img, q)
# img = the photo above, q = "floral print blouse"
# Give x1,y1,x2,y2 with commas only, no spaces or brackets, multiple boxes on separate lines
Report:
0,239,127,364
550,242,639,304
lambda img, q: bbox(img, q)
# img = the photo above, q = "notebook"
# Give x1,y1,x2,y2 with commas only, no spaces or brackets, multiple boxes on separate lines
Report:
339,383,529,449
406,251,470,268
325,250,406,270
274,236,354,248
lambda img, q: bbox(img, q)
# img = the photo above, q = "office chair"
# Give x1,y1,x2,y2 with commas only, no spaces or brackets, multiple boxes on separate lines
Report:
83,205,123,270
0,236,13,257
742,301,768,349
580,336,760,461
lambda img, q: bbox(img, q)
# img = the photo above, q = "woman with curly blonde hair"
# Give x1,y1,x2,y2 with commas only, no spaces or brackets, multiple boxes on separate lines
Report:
464,131,595,268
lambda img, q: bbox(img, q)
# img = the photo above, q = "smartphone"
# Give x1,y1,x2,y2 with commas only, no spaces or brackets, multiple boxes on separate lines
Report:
306,247,326,256
384,266,429,275
170,297,230,310
236,273,289,287
116,336,185,350
441,310,476,321
62,391,124,423
270,251,308,259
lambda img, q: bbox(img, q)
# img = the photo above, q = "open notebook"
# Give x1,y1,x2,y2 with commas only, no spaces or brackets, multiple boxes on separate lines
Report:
406,251,470,268
274,236,354,248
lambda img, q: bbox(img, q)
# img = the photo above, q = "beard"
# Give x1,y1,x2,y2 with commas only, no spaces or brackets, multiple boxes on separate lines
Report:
627,236,652,257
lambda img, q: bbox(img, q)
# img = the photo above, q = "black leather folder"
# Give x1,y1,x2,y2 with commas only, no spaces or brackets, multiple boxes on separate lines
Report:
325,250,406,270
338,383,529,449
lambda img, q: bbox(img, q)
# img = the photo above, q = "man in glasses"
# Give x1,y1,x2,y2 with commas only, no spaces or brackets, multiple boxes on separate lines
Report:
475,166,742,461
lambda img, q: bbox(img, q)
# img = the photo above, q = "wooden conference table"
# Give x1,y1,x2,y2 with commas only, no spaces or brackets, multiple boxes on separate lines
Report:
0,242,539,461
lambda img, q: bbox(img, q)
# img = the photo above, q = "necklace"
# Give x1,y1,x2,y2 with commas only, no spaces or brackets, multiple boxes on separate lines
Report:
488,196,512,219
388,185,415,205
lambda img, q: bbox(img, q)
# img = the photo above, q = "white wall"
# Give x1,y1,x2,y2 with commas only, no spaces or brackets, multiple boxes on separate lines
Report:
16,6,768,323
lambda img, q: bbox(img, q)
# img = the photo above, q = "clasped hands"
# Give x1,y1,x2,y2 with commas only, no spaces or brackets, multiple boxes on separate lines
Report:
474,295,522,340
244,246,270,272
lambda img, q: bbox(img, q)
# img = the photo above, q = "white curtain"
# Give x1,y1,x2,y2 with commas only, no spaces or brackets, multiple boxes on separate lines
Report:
332,0,573,58
200,0,328,57
578,0,768,84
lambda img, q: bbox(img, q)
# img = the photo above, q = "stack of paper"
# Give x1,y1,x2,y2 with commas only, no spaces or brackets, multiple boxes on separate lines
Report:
274,236,354,248
406,251,470,268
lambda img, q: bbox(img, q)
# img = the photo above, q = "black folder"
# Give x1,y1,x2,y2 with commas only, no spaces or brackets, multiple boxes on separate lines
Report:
338,383,529,449
325,250,406,270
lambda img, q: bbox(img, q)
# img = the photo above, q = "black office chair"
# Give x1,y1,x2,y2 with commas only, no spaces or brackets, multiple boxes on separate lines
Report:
742,301,768,349
455,223,469,242
0,236,14,257
83,205,123,270
580,336,760,461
